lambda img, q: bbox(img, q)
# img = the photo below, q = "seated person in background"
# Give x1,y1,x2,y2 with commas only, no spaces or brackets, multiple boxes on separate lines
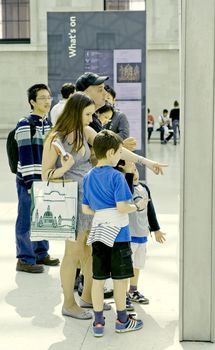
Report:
158,109,173,144
50,82,75,126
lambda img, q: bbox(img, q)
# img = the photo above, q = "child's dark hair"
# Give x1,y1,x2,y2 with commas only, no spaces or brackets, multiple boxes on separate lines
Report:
93,130,123,160
104,85,116,99
61,82,75,99
27,83,51,109
163,109,168,114
96,102,114,115
115,159,125,173
174,100,179,107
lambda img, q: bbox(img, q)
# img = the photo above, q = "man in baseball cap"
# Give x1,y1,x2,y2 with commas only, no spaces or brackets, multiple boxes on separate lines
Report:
76,72,109,132
76,72,109,92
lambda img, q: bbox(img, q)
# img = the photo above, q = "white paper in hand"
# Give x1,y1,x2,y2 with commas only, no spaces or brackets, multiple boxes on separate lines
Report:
52,138,69,160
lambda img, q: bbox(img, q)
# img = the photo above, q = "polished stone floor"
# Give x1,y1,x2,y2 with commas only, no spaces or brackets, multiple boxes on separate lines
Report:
0,139,214,350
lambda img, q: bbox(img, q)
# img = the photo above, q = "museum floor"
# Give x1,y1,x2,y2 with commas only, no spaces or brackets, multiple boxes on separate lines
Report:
0,139,214,350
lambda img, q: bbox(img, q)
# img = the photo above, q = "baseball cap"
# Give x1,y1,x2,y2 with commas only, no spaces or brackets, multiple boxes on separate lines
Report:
75,72,109,91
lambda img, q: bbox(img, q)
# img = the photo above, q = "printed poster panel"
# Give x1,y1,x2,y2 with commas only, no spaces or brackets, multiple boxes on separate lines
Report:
114,49,142,100
47,11,146,177
115,100,142,150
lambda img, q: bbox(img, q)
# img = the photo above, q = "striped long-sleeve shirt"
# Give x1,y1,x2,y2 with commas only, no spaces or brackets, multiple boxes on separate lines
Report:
15,114,51,189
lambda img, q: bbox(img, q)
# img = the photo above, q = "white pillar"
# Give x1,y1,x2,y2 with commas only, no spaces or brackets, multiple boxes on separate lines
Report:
180,0,215,341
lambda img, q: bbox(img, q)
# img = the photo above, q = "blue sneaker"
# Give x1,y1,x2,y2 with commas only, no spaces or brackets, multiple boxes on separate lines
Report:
93,323,105,337
115,315,143,333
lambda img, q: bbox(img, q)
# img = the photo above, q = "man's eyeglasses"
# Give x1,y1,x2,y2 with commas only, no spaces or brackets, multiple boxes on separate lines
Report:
37,97,53,101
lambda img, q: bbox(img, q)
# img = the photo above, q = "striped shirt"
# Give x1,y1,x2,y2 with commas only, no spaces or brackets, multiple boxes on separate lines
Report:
15,114,51,189
87,208,129,247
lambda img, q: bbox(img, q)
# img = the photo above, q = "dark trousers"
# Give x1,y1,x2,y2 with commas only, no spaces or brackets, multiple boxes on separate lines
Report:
15,178,49,264
172,120,180,144
165,131,173,142
160,127,173,142
148,127,153,141
160,126,165,141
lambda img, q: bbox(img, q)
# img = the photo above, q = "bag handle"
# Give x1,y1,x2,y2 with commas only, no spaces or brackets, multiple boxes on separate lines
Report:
47,169,65,187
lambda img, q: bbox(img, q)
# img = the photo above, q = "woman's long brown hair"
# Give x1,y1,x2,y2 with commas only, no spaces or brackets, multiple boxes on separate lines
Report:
50,92,95,151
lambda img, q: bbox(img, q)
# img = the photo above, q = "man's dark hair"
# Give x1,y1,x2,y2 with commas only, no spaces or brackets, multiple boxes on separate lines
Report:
61,83,75,99
93,130,123,160
96,102,114,115
163,109,168,114
27,83,51,109
174,100,179,107
104,84,116,99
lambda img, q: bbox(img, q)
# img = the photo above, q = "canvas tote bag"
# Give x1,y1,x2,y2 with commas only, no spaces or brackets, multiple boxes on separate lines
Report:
30,179,78,241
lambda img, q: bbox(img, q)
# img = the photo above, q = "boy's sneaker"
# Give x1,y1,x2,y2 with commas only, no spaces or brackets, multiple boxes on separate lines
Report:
129,290,149,304
115,314,143,333
93,322,105,337
126,296,135,311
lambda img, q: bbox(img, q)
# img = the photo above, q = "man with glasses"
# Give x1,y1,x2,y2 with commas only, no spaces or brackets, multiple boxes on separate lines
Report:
15,84,59,273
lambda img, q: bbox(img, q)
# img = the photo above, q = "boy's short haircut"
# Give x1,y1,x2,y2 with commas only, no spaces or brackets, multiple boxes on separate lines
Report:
163,109,168,114
61,83,75,99
27,83,51,109
93,130,123,160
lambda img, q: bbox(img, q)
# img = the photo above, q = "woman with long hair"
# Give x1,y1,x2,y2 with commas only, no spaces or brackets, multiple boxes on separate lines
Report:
42,92,166,320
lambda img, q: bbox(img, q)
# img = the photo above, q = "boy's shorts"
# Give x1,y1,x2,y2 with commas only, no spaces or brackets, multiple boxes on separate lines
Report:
92,241,134,280
130,242,147,269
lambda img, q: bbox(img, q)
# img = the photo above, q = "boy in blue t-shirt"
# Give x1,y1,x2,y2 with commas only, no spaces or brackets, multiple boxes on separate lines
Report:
82,130,146,337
